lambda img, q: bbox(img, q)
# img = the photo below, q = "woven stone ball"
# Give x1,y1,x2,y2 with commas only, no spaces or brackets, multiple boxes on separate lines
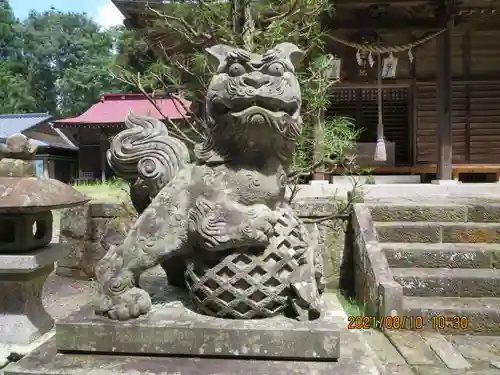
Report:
184,210,315,319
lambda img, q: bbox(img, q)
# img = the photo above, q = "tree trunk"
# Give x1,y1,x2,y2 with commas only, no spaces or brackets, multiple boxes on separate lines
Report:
232,0,255,50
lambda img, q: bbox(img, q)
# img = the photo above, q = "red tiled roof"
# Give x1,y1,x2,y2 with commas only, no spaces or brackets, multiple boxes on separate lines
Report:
53,93,190,126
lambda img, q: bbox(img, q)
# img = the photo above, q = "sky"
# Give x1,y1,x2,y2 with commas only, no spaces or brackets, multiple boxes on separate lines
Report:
9,0,125,28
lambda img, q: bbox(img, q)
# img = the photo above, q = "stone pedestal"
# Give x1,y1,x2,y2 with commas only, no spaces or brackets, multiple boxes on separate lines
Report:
56,298,340,360
5,295,352,375
0,245,68,347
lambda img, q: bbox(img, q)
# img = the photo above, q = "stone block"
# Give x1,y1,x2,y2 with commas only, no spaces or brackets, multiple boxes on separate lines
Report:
323,220,347,290
56,298,340,360
392,268,500,298
441,223,500,243
99,218,134,251
492,250,500,268
375,223,441,243
291,198,349,291
404,295,500,334
382,243,494,269
79,242,107,277
384,331,441,366
87,218,110,241
413,367,499,375
467,204,500,223
378,280,403,318
59,204,89,239
56,237,84,269
369,204,467,222
352,204,402,317
291,199,339,217
89,202,128,218
420,332,471,370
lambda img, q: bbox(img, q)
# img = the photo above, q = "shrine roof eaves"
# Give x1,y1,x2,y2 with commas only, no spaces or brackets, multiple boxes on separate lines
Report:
52,93,190,128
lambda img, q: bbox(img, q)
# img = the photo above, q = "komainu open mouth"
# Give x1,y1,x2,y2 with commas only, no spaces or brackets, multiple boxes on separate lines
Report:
213,97,299,117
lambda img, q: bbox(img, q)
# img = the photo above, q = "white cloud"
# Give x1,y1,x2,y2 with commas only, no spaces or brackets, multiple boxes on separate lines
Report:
94,1,125,29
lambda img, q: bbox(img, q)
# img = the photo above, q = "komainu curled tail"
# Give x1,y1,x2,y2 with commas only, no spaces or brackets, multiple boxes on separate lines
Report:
94,112,191,319
106,111,190,214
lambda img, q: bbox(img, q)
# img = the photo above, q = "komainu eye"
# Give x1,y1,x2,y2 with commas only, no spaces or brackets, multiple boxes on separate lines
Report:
267,62,285,76
228,63,246,76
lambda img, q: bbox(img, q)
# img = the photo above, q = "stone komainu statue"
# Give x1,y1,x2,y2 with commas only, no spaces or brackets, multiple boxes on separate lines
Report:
94,43,325,321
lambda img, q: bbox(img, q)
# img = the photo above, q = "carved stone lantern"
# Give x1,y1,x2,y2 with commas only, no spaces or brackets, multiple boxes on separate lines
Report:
0,134,89,358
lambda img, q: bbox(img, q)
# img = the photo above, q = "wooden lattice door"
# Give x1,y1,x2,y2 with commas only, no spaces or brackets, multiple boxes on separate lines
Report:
328,87,411,165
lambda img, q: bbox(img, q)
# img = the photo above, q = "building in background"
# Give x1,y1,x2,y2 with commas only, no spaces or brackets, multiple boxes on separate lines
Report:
0,113,78,182
113,0,500,183
52,93,190,183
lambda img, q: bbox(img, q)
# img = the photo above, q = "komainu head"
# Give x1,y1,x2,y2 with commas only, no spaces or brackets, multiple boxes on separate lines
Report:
197,43,304,165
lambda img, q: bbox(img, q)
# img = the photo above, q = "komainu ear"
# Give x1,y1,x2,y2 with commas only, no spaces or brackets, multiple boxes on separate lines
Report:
205,44,235,70
274,42,305,69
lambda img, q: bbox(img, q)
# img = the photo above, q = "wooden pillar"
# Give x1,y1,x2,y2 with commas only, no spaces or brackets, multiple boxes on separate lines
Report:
463,28,471,163
436,25,453,181
410,32,418,167
76,128,82,184
100,130,107,183
312,108,326,180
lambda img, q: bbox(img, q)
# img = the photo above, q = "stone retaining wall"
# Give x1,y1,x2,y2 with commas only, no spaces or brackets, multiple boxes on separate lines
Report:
56,203,134,279
351,204,403,317
56,200,350,290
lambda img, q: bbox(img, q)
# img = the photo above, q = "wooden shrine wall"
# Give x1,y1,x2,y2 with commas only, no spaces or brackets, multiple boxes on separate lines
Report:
414,28,500,164
327,22,500,165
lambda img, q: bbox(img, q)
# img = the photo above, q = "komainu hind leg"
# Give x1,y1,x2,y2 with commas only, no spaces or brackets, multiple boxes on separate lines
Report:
161,255,187,288
94,189,190,320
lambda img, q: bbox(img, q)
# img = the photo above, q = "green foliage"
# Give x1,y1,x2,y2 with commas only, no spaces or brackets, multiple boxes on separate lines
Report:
0,1,134,116
18,10,131,116
292,116,360,173
112,0,360,178
0,60,36,113
0,0,16,59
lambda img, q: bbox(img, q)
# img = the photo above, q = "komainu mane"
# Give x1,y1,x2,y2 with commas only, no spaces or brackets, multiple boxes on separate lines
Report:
94,42,324,321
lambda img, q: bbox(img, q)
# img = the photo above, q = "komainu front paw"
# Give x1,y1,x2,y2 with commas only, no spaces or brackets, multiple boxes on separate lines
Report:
94,287,152,321
244,205,280,243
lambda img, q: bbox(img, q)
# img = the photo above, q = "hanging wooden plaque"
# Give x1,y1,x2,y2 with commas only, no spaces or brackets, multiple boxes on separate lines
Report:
382,55,398,79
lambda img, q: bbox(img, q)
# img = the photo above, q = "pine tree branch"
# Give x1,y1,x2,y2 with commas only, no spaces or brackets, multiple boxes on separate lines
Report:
262,0,302,25
146,4,212,45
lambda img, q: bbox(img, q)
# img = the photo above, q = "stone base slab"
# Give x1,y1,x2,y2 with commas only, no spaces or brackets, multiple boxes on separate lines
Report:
5,293,401,375
56,295,340,361
4,338,370,375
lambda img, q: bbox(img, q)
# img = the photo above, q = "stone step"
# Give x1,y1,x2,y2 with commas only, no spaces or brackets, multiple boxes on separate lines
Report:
369,203,500,223
382,243,500,268
392,267,500,297
403,296,500,335
375,222,500,243
369,204,468,222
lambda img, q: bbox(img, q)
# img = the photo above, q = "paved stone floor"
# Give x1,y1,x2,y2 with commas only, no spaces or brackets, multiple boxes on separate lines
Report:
3,266,500,374
364,328,500,375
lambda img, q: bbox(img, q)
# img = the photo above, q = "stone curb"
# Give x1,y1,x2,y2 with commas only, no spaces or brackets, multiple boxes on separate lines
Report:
352,204,403,318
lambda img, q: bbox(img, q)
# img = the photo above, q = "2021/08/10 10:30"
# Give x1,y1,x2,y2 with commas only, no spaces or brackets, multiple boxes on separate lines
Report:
348,315,425,330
